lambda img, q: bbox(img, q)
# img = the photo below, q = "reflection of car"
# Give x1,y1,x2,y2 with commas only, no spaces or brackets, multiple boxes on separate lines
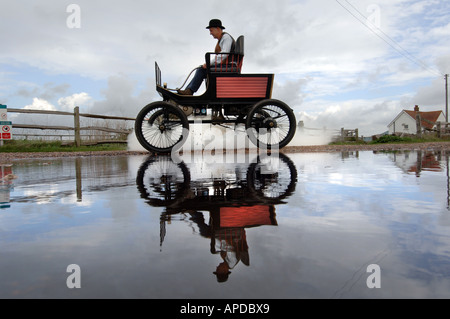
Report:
134,36,297,153
136,153,297,282
136,153,297,211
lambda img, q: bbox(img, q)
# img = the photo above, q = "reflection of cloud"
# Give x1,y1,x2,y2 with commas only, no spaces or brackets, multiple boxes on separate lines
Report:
272,152,450,297
103,188,140,220
21,184,68,205
3,151,450,298
61,194,93,207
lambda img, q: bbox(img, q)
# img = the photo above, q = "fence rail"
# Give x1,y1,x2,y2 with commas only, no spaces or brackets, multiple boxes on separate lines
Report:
436,122,450,138
340,128,359,141
8,107,135,147
14,133,120,140
7,108,135,121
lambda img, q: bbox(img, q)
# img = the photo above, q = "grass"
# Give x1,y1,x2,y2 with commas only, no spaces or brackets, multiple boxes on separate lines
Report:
330,134,450,145
0,140,128,153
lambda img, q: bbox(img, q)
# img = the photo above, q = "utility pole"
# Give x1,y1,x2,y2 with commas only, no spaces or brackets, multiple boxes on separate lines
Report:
446,74,449,122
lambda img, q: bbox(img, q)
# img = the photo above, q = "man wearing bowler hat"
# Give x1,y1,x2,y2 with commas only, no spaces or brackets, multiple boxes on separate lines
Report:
177,19,235,95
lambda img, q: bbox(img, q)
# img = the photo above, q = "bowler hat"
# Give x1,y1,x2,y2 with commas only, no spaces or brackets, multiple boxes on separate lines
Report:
206,19,225,29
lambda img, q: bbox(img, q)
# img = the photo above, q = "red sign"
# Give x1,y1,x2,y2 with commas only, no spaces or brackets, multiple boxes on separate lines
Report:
2,133,11,139
0,165,12,178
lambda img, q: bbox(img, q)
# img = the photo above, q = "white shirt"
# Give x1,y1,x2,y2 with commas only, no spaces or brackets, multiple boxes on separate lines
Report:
212,32,233,65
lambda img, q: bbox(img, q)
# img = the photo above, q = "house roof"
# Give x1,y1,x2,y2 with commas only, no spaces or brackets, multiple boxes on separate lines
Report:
404,110,443,130
388,109,444,129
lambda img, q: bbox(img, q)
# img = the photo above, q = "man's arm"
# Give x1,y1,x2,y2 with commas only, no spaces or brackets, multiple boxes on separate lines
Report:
211,33,233,65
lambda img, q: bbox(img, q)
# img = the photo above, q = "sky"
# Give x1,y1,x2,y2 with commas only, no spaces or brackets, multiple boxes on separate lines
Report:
1,0,449,138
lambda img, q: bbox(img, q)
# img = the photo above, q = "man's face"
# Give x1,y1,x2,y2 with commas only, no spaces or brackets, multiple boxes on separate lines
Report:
209,27,222,39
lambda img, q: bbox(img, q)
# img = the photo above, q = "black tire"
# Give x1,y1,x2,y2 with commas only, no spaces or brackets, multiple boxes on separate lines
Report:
246,153,297,202
136,155,191,207
245,99,296,149
135,101,189,153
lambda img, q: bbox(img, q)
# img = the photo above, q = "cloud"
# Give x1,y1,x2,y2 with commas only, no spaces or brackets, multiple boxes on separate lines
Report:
0,0,212,80
87,74,157,117
436,54,450,74
58,92,92,111
404,77,448,109
298,98,400,136
23,93,93,112
272,77,310,111
16,82,70,101
1,0,443,81
1,0,449,140
15,97,59,127
24,97,56,111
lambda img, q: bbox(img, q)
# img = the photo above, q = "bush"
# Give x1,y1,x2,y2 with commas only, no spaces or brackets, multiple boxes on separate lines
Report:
371,135,413,144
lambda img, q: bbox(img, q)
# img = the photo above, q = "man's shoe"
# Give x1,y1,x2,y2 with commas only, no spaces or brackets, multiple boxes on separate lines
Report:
212,112,225,122
177,88,193,95
212,114,225,122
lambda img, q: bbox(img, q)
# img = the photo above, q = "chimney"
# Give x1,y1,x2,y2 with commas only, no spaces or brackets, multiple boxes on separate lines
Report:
414,105,419,112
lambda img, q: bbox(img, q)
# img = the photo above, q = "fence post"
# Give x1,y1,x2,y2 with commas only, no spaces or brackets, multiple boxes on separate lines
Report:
74,106,81,147
416,112,422,138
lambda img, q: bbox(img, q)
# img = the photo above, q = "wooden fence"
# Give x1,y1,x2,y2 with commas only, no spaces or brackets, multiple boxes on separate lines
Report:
435,122,450,138
8,107,135,146
414,113,450,138
340,128,359,141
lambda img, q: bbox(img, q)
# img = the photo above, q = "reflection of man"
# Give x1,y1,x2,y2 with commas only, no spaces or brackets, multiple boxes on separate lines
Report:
160,208,259,283
212,227,249,283
176,210,250,283
214,256,231,283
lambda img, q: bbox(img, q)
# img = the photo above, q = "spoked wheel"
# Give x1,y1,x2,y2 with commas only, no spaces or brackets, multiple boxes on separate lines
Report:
247,153,297,202
136,155,191,207
245,99,296,149
135,101,189,153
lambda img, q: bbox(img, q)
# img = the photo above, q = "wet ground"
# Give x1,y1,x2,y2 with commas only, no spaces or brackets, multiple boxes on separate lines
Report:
1,149,450,298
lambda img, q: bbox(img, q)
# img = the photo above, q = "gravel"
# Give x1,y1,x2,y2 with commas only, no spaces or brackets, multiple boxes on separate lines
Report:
282,142,450,153
0,150,148,162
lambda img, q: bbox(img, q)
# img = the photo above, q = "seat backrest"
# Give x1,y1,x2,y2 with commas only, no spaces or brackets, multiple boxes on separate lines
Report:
206,35,244,73
234,35,244,56
233,35,244,72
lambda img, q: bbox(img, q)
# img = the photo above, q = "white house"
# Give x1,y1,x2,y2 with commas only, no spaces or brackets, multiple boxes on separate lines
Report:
388,105,445,135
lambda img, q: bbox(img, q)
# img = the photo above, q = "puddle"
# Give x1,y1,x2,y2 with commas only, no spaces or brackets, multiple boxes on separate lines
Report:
1,150,450,298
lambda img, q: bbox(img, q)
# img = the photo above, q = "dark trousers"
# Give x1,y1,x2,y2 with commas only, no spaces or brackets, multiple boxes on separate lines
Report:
186,67,207,93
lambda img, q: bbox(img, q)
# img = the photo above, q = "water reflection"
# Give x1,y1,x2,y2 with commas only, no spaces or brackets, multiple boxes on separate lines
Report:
2,149,450,298
384,150,444,175
0,164,16,208
136,153,297,282
7,156,135,207
384,150,450,208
